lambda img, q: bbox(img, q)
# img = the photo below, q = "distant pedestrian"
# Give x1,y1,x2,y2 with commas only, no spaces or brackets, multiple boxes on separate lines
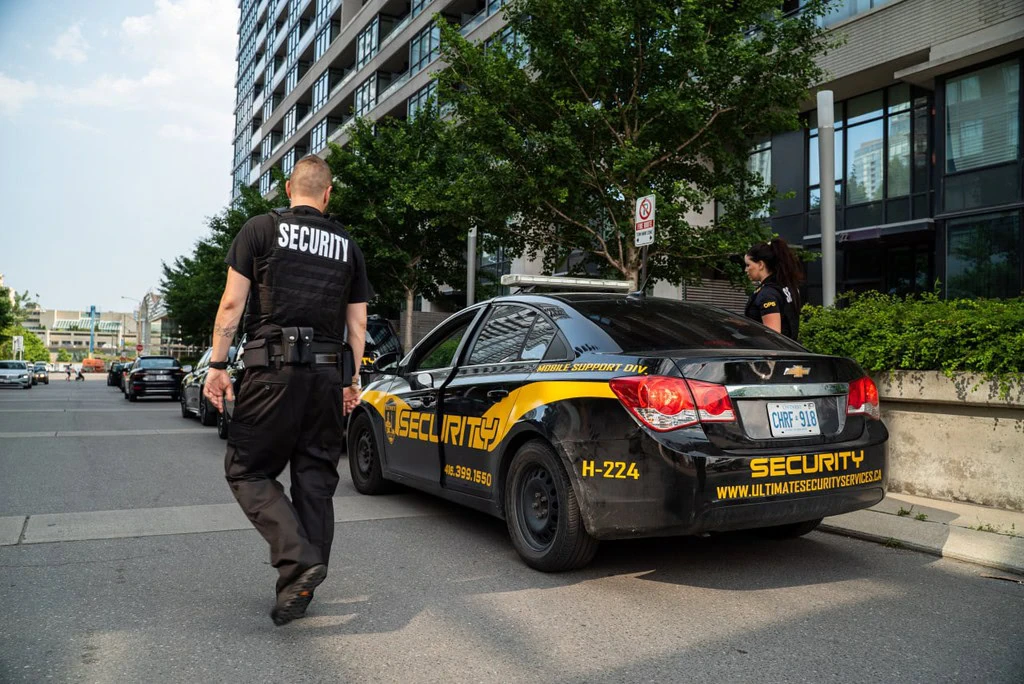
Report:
203,155,370,626
743,237,804,341
75,367,85,382
65,365,71,381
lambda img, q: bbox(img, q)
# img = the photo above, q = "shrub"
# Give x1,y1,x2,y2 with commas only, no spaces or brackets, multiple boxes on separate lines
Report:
800,292,1024,393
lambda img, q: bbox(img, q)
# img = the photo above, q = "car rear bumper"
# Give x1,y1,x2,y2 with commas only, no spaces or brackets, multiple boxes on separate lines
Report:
566,423,888,540
132,381,179,396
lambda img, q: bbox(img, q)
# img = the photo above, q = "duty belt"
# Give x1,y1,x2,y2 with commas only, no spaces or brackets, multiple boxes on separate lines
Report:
268,343,341,365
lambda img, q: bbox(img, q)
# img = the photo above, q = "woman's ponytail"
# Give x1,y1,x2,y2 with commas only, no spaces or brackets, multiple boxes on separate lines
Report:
746,237,805,310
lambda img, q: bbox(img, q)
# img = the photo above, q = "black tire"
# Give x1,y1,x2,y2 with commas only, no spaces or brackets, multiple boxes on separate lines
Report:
24,383,31,390
198,393,217,426
347,413,391,494
504,440,598,572
217,410,229,439
180,392,191,418
128,388,138,403
755,518,823,539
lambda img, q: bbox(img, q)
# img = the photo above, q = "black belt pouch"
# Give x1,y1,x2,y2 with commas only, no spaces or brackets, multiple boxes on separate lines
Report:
242,339,269,368
342,346,354,386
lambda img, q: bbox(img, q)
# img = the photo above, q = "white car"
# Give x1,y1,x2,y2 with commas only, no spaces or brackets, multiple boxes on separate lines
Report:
0,360,32,389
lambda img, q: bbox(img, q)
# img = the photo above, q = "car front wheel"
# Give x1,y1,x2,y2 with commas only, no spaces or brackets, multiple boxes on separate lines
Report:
504,440,598,572
180,392,191,418
348,413,390,494
198,393,217,426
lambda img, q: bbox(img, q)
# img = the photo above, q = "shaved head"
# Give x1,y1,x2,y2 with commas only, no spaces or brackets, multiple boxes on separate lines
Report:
289,155,333,196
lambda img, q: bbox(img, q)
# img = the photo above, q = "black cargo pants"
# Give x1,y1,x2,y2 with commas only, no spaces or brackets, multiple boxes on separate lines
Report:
224,363,346,594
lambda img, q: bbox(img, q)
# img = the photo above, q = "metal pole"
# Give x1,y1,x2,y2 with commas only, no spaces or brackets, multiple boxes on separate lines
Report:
466,226,477,306
640,246,648,291
817,90,836,307
88,305,96,357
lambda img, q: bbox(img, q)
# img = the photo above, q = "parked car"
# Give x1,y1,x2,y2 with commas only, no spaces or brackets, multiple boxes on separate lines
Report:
32,363,49,385
107,362,124,386
180,345,237,426
124,356,184,402
0,360,32,389
348,293,888,571
119,361,135,393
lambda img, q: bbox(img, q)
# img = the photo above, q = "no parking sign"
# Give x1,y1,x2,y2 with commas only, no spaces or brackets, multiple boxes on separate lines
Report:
634,195,655,247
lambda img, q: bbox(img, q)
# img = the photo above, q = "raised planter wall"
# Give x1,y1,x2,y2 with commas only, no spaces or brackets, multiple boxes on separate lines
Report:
872,371,1024,512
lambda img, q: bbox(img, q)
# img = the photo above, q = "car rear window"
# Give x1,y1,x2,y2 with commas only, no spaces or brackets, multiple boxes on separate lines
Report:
569,298,805,352
138,358,180,369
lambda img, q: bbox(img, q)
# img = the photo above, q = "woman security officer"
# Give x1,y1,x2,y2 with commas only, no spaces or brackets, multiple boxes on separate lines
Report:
743,237,803,341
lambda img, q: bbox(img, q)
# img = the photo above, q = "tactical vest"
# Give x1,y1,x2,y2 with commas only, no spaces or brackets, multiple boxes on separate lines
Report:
248,207,354,346
745,279,800,341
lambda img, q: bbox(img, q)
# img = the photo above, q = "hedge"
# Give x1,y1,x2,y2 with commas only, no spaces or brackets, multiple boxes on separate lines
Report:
800,292,1024,392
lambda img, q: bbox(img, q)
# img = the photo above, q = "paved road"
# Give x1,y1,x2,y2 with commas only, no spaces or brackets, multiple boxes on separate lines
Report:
1,377,1022,683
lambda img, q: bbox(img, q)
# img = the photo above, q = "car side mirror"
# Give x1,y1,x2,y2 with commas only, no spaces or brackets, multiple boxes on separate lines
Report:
416,372,434,389
182,365,193,374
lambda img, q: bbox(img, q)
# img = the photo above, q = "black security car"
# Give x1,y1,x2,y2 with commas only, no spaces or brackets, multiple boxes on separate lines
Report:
124,356,184,402
348,294,888,572
119,360,135,393
107,362,125,386
180,346,237,427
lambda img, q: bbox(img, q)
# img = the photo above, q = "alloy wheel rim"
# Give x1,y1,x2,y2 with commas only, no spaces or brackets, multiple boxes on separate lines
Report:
356,430,374,477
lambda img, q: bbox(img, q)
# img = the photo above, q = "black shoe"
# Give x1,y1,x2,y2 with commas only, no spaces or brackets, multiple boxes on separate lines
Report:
270,564,327,626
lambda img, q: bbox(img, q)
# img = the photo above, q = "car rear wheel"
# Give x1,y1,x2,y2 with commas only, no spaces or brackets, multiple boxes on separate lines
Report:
348,413,391,495
128,388,138,402
198,393,217,426
505,440,598,572
755,518,823,539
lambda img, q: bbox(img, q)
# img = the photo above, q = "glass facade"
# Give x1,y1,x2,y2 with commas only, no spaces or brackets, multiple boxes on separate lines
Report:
748,140,771,219
357,17,380,69
408,81,436,119
946,212,1021,299
355,76,377,117
410,23,440,74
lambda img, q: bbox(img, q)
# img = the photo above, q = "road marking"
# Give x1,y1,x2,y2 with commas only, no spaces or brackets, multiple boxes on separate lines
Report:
12,495,447,545
0,516,26,545
0,428,210,439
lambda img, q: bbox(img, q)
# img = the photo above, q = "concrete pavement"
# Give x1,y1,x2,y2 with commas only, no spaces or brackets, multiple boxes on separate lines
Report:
823,492,1024,577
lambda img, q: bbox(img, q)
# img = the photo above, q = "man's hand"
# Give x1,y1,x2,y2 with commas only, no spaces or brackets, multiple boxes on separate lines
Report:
342,385,361,415
204,368,234,413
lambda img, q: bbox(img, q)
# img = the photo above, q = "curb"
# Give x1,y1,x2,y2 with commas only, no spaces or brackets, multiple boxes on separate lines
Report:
821,509,1024,576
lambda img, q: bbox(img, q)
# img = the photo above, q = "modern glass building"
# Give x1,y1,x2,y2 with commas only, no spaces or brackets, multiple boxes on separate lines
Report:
230,0,509,200
764,0,1023,302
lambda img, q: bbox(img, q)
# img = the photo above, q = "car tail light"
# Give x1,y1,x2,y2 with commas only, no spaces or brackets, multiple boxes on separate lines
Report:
686,379,736,423
610,376,737,431
846,376,880,420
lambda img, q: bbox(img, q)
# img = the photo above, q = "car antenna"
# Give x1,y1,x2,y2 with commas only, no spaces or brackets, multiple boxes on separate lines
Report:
626,275,651,301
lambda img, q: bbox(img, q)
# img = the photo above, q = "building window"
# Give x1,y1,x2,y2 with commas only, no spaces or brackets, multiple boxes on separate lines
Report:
313,71,329,112
355,76,377,117
259,171,272,195
283,148,297,176
411,0,430,18
261,135,273,162
942,59,1020,212
410,23,440,74
284,106,297,138
285,65,299,95
946,211,1021,299
809,84,932,232
408,81,437,119
316,0,331,26
314,20,339,61
310,118,328,152
357,17,379,69
748,140,771,218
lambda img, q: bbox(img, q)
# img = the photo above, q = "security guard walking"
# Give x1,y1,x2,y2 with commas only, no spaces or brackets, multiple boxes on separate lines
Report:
204,155,369,626
743,237,803,341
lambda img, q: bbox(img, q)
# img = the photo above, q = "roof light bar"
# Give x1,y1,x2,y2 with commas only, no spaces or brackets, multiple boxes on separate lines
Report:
500,274,634,292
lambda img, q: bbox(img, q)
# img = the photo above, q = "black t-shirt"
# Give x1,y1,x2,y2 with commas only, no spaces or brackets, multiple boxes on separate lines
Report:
225,206,372,337
744,275,799,341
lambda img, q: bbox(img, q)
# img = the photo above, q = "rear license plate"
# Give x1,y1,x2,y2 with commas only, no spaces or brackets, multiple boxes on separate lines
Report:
767,401,820,437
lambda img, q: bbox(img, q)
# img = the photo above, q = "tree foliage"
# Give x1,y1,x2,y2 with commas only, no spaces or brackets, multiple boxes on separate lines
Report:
56,349,72,363
327,108,507,348
438,0,834,285
160,183,279,345
0,288,15,344
0,326,48,362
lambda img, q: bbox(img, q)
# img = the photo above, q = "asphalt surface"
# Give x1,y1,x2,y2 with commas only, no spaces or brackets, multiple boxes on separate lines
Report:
1,377,1022,683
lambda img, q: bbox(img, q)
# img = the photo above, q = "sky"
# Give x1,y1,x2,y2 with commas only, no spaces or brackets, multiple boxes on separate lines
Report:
0,0,240,315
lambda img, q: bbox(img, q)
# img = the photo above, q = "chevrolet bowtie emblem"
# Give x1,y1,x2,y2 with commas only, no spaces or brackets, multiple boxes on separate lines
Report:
783,365,811,378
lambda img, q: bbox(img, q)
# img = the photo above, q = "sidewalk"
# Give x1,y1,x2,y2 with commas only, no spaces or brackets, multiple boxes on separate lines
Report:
823,492,1024,577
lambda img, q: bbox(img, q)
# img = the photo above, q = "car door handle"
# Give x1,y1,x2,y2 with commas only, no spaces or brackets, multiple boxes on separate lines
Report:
487,389,509,400
420,395,435,407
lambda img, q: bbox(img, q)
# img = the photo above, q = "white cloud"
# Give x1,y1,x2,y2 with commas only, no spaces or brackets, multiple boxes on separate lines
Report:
0,73,38,114
50,24,90,63
55,117,104,134
158,123,221,142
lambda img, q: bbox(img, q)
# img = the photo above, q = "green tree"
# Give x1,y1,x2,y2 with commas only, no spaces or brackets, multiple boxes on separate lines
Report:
56,349,72,363
0,287,15,344
0,326,48,362
161,183,279,345
328,109,506,349
438,0,833,286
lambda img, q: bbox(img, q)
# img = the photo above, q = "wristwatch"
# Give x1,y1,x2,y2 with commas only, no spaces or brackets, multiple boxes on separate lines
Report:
209,361,229,370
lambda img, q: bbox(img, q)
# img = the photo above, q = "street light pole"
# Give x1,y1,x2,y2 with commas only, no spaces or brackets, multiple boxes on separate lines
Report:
817,90,837,308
